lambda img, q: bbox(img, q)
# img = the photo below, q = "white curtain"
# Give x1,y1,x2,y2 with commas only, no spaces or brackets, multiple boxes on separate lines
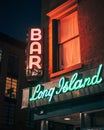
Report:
59,11,79,43
59,11,81,69
21,88,29,109
59,37,81,69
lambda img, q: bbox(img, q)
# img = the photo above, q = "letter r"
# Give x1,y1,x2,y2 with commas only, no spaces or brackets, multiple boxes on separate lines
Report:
29,55,42,69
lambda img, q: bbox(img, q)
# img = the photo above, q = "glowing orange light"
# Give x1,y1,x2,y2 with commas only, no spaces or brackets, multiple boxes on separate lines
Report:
47,0,81,77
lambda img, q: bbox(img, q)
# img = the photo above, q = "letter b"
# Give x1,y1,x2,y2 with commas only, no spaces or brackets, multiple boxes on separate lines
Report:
31,28,42,41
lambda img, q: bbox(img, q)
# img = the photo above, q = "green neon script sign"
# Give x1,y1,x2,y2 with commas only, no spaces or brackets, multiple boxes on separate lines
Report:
29,64,103,102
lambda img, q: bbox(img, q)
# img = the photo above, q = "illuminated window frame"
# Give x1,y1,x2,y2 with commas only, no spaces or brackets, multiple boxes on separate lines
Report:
5,77,17,99
47,0,82,78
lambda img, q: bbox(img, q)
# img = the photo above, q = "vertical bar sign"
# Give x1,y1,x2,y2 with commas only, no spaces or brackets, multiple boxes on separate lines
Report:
26,28,43,77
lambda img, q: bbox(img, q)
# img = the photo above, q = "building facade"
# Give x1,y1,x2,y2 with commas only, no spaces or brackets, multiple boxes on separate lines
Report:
22,0,104,130
0,33,27,130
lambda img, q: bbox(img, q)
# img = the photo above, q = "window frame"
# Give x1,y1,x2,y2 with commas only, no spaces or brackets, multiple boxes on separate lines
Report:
7,53,19,78
5,53,19,99
47,0,82,78
5,77,17,99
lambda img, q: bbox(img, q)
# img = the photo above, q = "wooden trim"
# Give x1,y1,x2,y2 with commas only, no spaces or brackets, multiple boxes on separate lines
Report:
50,63,82,78
47,0,78,19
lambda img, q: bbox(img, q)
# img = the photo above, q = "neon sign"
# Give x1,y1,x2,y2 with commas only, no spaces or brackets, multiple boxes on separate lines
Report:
26,28,43,77
29,64,103,102
29,28,42,70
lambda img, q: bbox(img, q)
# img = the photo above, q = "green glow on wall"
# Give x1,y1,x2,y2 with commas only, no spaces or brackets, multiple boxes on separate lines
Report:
29,64,103,102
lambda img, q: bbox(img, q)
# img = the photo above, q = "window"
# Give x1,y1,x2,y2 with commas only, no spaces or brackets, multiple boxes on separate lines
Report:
5,77,17,99
7,54,19,78
58,11,80,70
47,0,82,77
5,54,18,99
2,102,16,127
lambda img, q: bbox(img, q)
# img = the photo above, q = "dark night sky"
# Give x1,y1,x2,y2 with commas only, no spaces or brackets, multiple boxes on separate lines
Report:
0,0,41,42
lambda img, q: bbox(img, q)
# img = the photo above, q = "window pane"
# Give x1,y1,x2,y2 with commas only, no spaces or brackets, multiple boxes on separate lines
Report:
59,11,79,43
5,77,17,99
59,37,81,69
7,54,19,78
